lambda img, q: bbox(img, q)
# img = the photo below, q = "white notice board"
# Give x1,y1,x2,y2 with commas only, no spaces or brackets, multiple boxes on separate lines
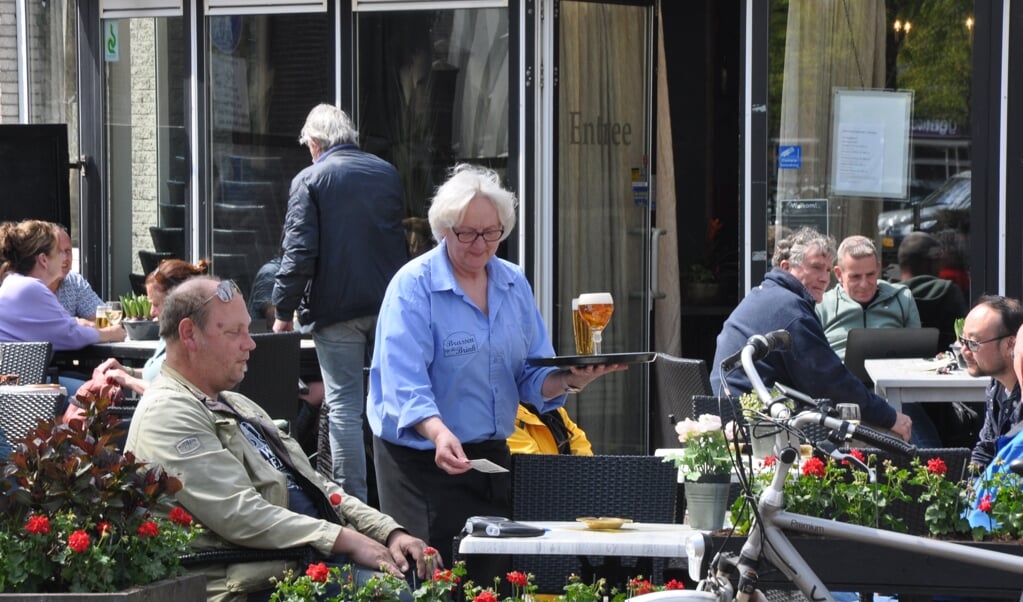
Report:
830,89,912,199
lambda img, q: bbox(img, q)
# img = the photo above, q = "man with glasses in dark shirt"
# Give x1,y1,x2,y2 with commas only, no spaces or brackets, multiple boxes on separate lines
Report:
963,295,1023,469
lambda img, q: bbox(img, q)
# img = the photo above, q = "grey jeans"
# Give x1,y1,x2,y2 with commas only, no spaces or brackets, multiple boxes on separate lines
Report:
314,314,377,503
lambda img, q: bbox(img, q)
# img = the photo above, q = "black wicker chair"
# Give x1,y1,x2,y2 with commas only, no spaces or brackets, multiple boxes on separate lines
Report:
233,332,302,427
508,454,677,593
0,388,63,441
179,546,317,568
651,353,712,450
0,341,54,384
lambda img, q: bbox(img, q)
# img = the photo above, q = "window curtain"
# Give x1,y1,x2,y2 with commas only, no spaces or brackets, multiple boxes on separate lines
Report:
655,3,681,356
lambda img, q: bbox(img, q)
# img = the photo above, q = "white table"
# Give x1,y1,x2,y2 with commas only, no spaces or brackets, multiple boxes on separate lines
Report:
457,521,697,558
864,358,988,411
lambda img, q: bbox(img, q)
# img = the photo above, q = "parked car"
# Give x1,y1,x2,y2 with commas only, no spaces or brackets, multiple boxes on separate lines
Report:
878,171,971,260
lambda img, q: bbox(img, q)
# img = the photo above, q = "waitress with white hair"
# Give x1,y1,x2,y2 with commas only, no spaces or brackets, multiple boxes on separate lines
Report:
368,164,623,564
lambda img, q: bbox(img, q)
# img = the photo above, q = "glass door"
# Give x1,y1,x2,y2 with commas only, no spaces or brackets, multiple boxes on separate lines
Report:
103,16,188,298
554,0,654,453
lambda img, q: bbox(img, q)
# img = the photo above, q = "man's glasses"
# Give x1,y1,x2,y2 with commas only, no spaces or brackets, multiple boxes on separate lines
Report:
959,333,1010,353
452,228,504,244
191,279,240,316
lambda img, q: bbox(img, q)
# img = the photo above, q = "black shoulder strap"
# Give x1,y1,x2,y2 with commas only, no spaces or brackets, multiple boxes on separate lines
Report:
523,403,573,455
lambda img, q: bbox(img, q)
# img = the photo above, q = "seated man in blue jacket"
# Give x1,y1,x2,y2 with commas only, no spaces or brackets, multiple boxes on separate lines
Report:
966,320,1023,531
710,227,913,442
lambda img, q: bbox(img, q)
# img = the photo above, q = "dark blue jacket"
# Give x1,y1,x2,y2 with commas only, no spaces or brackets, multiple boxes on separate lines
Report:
273,145,408,329
971,380,1022,467
709,268,897,429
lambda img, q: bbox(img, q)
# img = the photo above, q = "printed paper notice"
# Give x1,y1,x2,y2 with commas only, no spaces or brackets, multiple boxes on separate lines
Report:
834,123,884,195
470,459,509,473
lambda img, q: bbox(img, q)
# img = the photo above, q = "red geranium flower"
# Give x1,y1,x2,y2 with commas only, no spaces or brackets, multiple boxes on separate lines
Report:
97,521,112,536
762,455,777,467
169,507,193,527
25,515,51,535
506,571,528,587
137,521,160,538
629,578,654,595
927,457,948,476
68,530,91,553
329,492,342,506
306,562,330,582
979,493,993,513
801,457,826,479
433,568,459,588
475,591,498,602
664,579,686,590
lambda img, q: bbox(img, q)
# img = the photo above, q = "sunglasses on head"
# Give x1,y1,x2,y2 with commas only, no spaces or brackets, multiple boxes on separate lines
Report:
190,279,240,317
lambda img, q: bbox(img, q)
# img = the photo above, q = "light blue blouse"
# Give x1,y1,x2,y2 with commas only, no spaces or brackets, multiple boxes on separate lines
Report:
367,241,563,450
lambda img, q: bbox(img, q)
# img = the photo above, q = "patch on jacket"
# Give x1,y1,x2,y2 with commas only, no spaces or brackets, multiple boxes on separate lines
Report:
175,436,202,455
443,332,478,357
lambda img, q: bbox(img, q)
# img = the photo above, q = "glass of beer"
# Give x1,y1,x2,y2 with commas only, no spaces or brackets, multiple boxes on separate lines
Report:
95,304,109,329
105,301,123,326
577,292,614,355
571,298,594,355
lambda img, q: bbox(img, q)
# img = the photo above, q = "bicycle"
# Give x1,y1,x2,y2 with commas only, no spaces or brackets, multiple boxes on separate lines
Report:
631,330,1023,602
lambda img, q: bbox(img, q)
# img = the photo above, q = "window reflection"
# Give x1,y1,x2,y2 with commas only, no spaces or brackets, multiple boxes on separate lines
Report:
768,0,972,298
207,14,331,296
357,7,509,246
104,17,187,296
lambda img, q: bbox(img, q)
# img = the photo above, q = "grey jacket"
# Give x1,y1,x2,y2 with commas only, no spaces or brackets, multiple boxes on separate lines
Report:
126,365,403,599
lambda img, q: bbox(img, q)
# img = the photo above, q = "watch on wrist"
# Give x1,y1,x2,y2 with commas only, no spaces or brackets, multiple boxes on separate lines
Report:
563,373,583,394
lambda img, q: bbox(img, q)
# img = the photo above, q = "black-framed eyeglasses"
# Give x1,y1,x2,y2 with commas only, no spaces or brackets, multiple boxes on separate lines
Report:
959,333,1010,353
451,228,504,244
191,280,240,316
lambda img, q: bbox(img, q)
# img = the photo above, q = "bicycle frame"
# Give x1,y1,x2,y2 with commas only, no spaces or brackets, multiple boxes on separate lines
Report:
725,440,1023,601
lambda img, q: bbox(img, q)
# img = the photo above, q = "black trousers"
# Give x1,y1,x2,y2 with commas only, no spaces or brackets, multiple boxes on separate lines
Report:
373,436,512,584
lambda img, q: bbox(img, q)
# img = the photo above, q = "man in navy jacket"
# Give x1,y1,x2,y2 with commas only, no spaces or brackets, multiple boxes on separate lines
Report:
710,227,913,441
273,104,409,503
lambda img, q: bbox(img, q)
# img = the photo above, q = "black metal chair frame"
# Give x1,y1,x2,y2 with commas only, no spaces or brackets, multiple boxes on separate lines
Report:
652,353,712,449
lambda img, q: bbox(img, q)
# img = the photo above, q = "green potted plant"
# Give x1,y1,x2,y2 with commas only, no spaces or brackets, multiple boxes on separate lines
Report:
0,396,202,596
119,293,160,341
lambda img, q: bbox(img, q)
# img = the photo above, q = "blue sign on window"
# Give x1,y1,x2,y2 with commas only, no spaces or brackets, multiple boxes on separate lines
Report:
779,145,802,169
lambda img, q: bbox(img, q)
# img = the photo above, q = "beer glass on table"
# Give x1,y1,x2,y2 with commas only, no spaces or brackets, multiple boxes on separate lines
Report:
95,304,109,329
105,301,123,326
571,298,594,355
577,292,614,355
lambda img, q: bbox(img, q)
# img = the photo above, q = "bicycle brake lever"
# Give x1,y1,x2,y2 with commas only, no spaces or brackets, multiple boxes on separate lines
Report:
817,440,876,483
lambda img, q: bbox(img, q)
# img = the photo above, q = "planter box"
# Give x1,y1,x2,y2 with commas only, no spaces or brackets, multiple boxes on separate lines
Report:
0,574,205,602
711,535,1023,599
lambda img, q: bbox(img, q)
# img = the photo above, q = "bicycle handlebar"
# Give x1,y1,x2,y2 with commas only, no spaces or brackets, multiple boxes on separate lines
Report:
847,423,917,456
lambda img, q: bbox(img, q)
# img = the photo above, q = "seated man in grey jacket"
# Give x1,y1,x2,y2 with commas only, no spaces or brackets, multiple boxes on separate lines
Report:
125,277,433,602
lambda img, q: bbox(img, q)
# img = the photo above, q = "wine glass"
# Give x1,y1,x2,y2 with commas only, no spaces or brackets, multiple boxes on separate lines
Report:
105,301,123,326
576,292,614,355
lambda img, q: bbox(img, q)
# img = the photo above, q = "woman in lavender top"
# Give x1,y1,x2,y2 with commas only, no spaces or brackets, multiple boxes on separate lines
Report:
0,220,123,350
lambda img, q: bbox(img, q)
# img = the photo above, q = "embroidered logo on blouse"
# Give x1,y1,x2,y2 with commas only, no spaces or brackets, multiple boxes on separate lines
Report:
175,436,202,455
443,332,478,357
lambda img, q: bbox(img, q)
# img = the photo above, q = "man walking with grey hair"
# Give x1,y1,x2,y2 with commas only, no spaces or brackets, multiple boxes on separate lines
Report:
273,104,409,504
710,227,912,441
